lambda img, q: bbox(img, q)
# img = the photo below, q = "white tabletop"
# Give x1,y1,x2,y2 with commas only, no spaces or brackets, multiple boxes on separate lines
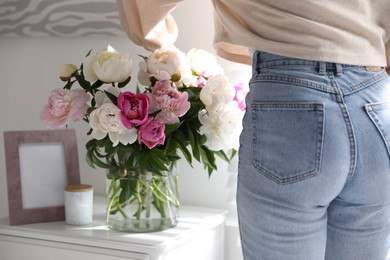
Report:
0,196,226,255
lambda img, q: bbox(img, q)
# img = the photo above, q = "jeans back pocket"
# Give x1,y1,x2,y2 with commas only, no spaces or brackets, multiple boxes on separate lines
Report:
252,102,324,184
365,102,390,155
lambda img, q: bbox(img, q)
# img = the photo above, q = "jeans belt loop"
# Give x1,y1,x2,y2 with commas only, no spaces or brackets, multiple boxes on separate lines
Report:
319,62,326,75
252,51,261,75
336,63,343,76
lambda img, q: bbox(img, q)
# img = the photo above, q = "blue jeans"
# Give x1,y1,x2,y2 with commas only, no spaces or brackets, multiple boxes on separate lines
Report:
237,51,390,260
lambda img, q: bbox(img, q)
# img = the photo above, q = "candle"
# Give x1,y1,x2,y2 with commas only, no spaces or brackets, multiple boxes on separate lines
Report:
64,184,93,225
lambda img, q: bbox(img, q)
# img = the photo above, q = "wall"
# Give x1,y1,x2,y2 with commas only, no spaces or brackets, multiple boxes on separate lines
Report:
0,1,250,259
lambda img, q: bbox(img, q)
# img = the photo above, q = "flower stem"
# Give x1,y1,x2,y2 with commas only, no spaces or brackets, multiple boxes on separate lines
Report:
134,180,144,221
106,179,121,222
106,179,130,221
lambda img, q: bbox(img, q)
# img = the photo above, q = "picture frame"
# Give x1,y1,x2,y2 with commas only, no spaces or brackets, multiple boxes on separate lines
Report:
3,129,80,225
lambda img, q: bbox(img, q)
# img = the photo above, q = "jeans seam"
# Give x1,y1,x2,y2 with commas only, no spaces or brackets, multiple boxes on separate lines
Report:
342,70,388,95
330,77,357,183
252,75,335,93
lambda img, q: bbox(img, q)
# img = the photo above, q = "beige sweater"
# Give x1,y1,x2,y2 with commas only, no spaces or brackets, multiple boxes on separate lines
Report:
116,0,390,67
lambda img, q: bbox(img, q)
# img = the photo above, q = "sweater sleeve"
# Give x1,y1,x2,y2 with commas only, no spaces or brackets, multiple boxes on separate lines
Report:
386,43,390,73
116,0,183,50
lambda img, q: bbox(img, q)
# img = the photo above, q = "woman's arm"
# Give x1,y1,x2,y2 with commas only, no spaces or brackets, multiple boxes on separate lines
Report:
116,0,183,50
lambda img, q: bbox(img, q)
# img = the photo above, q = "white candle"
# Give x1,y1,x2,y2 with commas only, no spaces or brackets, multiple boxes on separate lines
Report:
64,184,93,225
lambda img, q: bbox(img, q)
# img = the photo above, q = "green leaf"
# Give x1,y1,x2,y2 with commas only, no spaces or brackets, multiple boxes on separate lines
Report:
167,154,181,162
172,128,187,141
186,101,204,120
109,157,119,168
174,137,192,166
182,87,194,98
137,154,148,173
207,165,213,177
86,139,97,151
104,90,118,105
187,125,195,146
124,153,136,169
204,148,217,170
199,134,207,146
63,79,75,90
93,147,106,159
149,148,169,161
214,150,230,162
75,74,91,90
183,86,201,100
164,122,182,136
105,144,119,161
85,49,93,57
85,138,110,169
164,137,178,155
85,150,95,168
138,54,148,62
187,125,200,161
200,145,217,177
91,151,111,168
91,97,96,108
106,167,120,180
135,84,141,94
119,178,136,203
230,149,238,160
148,150,170,172
118,76,131,88
90,80,104,90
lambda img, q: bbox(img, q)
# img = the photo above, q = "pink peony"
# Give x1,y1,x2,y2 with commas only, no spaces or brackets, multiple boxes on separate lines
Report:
138,117,165,149
148,80,190,124
233,83,248,112
117,91,149,129
40,88,90,128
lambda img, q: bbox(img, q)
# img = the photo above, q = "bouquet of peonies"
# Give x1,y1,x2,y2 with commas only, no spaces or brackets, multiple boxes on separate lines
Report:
40,45,246,229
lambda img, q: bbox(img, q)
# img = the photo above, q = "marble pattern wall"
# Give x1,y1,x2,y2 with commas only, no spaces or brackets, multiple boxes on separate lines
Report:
0,0,126,37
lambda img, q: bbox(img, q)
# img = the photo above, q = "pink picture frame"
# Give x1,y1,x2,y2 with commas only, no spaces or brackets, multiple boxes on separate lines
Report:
3,129,80,225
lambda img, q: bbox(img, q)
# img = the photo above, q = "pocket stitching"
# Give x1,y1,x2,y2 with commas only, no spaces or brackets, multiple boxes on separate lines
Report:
365,103,390,146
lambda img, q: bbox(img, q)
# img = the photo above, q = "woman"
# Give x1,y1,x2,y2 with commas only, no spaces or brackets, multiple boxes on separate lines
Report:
116,1,390,259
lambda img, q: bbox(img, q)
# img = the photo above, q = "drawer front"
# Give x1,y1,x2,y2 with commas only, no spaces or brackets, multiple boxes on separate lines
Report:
0,235,150,260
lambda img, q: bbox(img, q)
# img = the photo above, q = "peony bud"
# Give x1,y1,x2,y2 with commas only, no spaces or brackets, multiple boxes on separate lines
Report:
171,71,181,82
120,168,127,177
59,64,77,81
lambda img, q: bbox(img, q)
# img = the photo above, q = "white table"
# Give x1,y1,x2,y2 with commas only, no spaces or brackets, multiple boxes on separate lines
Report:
0,196,226,260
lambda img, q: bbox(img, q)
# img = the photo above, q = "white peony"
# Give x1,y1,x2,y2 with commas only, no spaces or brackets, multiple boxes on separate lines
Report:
89,103,137,146
140,45,193,84
200,75,235,112
198,103,244,151
186,48,223,77
83,45,132,83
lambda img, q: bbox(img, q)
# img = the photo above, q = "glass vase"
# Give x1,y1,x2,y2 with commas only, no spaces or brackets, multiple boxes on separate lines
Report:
106,164,180,233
